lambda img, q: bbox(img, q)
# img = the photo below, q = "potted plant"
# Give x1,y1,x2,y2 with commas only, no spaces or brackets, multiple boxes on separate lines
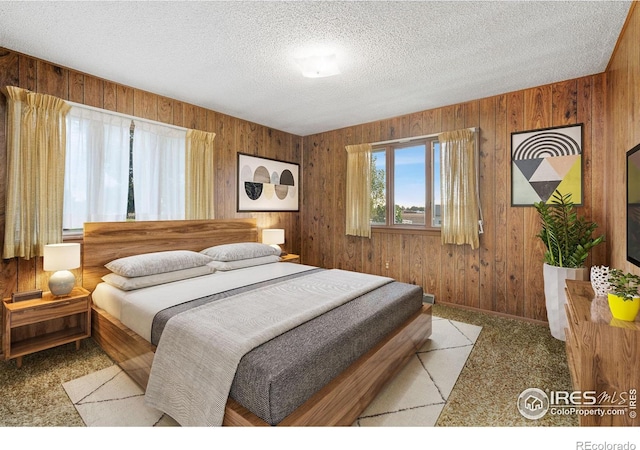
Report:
607,269,640,321
534,191,605,340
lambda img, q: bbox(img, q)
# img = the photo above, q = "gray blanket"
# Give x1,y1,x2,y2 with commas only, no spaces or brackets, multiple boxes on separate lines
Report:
143,269,392,426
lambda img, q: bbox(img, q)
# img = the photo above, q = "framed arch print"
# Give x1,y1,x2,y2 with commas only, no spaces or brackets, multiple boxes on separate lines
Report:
237,153,299,212
511,123,583,206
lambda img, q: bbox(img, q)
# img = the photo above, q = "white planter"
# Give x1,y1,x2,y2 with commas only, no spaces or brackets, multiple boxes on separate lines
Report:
543,263,588,341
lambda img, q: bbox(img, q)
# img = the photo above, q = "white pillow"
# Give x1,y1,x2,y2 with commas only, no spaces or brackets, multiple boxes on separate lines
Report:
102,265,216,291
200,242,280,261
207,255,281,271
105,250,213,277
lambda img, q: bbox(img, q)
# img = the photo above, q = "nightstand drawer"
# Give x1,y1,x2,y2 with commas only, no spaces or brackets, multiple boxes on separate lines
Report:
9,298,88,327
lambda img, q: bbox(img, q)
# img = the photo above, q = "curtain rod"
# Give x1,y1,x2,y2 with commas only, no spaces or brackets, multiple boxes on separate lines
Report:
369,127,478,147
65,100,189,133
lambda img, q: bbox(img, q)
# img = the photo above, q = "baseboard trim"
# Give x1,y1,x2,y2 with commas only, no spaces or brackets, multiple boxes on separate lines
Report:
434,301,548,326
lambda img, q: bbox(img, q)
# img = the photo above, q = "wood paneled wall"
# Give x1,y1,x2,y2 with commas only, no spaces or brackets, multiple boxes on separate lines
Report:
0,47,303,300
2,2,639,329
302,75,608,322
606,1,640,276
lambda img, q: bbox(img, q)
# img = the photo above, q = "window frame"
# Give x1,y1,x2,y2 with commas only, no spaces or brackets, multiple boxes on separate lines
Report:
371,137,441,232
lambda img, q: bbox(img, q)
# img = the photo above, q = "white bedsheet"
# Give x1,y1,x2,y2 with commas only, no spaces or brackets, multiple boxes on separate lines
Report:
91,262,317,342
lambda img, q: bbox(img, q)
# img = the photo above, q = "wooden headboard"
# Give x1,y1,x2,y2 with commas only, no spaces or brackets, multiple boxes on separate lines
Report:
82,219,258,291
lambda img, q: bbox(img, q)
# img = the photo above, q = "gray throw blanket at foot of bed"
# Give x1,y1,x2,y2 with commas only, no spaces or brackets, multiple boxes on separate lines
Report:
144,269,392,426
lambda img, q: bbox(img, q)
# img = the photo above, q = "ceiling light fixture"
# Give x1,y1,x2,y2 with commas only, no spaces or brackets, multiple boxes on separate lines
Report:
294,54,340,78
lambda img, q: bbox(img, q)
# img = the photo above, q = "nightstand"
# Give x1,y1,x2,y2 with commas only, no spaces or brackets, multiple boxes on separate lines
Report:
280,253,300,264
2,286,91,368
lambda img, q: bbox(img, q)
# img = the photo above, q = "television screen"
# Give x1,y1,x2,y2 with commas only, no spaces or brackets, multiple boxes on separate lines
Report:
628,143,640,267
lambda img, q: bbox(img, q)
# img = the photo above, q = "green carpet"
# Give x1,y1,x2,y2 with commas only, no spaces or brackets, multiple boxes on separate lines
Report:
0,303,577,427
432,304,577,426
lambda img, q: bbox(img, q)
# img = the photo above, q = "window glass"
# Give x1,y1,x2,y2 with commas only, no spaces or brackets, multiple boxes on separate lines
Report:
371,139,440,230
394,145,426,225
371,150,387,225
432,141,441,227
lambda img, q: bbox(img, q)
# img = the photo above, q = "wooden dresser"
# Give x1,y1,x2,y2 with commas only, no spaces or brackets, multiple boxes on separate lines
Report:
564,279,639,426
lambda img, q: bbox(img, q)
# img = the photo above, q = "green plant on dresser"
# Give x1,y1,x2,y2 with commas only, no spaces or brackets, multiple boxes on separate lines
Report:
607,269,640,322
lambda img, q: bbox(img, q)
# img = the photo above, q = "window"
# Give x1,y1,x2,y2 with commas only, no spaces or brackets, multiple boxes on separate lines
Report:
130,121,186,221
371,138,441,229
63,107,131,229
63,105,186,232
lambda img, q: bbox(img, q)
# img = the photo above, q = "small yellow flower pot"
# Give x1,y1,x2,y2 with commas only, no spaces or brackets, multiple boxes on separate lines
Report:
607,293,640,322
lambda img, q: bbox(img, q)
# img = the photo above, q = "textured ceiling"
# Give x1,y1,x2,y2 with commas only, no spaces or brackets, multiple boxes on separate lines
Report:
0,1,632,136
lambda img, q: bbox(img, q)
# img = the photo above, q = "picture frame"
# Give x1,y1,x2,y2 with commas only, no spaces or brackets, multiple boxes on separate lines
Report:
511,123,583,206
237,152,299,212
11,289,43,303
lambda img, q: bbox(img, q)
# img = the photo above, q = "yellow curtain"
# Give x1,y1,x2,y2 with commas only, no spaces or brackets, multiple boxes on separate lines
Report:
3,86,71,259
438,129,480,250
345,143,373,238
185,129,216,219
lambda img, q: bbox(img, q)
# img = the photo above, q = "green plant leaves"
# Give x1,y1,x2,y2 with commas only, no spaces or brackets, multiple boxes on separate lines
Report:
608,268,640,299
534,191,604,268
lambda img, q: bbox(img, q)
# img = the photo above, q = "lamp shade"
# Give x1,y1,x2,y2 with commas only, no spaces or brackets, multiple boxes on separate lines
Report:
43,243,81,271
262,229,285,245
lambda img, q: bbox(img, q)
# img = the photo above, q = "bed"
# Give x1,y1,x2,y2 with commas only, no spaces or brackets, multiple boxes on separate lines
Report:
83,219,432,426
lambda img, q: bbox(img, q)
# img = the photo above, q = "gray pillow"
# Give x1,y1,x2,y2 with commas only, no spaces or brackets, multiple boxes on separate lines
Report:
105,250,213,277
102,265,216,291
200,242,280,261
207,255,281,271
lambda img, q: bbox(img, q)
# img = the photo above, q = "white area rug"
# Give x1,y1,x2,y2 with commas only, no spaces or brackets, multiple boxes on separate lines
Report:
62,316,481,427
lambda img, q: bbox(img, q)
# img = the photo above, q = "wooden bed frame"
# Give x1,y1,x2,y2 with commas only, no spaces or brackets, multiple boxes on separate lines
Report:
83,218,432,426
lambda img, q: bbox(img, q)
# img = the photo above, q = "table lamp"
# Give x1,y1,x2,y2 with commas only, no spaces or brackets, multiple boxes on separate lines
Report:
262,228,285,255
44,243,80,296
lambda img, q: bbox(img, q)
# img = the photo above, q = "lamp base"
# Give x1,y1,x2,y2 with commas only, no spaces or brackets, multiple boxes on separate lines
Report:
49,270,76,296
